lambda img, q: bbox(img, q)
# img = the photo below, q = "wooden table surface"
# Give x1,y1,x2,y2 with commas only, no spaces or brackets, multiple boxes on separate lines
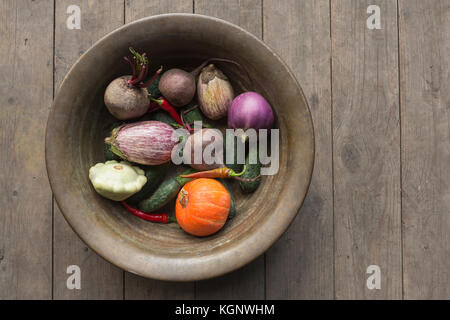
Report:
0,0,448,300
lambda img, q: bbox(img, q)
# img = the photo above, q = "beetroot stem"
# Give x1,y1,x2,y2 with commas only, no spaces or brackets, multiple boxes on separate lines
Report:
129,63,146,85
181,104,199,133
123,56,136,80
180,111,193,133
182,103,199,114
142,62,149,82
136,66,163,88
126,48,151,86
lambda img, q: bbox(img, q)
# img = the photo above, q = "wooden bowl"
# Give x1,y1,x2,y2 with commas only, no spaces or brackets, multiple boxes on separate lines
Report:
46,14,314,281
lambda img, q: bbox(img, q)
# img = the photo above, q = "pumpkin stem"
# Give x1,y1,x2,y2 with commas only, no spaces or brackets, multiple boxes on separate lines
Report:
179,189,189,208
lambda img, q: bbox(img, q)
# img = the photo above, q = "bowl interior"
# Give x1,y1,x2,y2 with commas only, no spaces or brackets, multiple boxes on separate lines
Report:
47,14,314,281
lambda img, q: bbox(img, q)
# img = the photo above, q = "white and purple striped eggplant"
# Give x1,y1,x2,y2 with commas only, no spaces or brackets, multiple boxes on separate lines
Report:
105,121,178,165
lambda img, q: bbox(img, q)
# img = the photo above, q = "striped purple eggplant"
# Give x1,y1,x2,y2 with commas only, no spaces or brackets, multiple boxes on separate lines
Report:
105,121,178,165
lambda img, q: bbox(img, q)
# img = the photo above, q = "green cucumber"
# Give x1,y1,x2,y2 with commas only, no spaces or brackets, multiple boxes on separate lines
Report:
138,168,196,212
224,134,243,173
239,145,261,193
126,163,170,204
219,179,236,219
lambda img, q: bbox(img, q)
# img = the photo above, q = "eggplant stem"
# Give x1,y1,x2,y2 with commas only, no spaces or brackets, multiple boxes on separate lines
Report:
191,57,254,88
108,144,126,160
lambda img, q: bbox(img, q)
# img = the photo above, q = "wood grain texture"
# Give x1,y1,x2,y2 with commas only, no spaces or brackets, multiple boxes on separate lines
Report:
263,0,333,299
125,0,193,20
194,0,265,300
195,259,265,300
124,0,195,300
1,0,448,300
399,0,450,299
195,0,262,38
53,0,124,299
332,0,402,299
0,0,53,299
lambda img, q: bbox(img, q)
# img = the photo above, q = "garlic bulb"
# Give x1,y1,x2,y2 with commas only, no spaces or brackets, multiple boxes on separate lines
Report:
197,64,234,120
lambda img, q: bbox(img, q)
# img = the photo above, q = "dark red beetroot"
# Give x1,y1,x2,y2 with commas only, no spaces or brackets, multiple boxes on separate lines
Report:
159,69,196,107
158,58,248,108
104,48,162,120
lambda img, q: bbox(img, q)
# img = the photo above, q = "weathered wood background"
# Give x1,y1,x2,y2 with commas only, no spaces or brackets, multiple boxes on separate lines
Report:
0,0,448,299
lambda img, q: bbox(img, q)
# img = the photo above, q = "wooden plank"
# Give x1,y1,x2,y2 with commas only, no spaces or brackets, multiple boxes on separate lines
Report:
53,0,125,299
123,0,195,300
195,0,262,38
332,0,402,299
195,259,265,300
125,0,193,21
399,0,450,299
263,0,334,299
0,0,53,299
194,0,265,300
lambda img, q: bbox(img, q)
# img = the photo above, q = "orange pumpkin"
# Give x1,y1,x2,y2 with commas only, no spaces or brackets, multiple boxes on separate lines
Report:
176,178,231,237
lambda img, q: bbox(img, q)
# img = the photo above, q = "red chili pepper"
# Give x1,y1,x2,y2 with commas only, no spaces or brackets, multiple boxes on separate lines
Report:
180,165,246,179
121,201,176,223
150,97,184,127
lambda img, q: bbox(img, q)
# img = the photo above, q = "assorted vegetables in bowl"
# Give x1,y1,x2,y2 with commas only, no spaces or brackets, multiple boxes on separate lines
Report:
89,47,276,237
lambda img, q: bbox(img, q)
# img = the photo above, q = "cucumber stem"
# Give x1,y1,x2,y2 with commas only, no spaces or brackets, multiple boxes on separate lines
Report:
230,164,246,177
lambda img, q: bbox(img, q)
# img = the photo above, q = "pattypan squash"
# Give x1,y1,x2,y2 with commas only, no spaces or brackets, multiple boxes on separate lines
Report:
89,160,147,201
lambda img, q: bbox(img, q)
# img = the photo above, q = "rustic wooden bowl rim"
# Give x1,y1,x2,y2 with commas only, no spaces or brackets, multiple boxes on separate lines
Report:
46,13,315,281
